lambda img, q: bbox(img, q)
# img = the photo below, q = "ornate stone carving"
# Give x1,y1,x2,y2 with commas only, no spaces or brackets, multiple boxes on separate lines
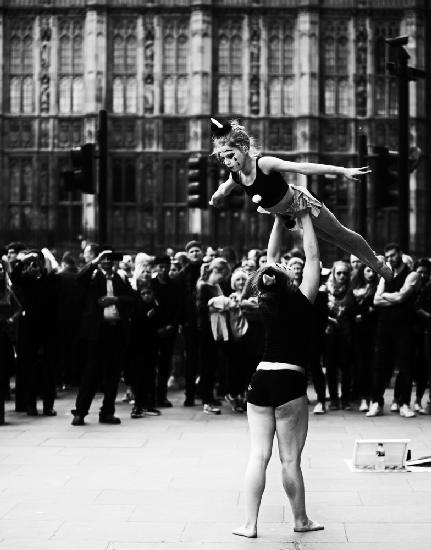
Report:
163,120,186,150
40,120,50,148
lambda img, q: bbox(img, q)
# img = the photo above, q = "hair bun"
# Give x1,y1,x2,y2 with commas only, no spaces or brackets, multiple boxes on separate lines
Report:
211,118,232,137
262,274,276,286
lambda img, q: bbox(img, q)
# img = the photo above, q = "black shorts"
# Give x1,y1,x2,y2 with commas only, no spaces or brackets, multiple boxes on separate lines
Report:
246,369,306,408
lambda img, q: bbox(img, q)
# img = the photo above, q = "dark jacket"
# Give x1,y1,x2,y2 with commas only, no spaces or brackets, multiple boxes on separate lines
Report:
77,262,135,341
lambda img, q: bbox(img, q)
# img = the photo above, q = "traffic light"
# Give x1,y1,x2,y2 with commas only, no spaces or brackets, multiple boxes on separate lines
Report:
372,146,399,208
187,154,207,208
61,143,95,194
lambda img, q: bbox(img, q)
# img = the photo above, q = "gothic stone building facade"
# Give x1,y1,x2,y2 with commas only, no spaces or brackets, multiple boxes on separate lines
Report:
0,0,430,259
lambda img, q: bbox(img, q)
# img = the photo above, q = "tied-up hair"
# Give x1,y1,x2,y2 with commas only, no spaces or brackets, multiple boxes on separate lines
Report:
210,118,260,158
244,263,295,303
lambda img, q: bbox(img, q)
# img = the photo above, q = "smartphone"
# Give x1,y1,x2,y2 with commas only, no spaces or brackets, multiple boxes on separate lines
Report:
105,252,123,262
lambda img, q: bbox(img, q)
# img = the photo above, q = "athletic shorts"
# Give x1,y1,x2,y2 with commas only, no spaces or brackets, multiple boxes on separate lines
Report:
246,369,307,408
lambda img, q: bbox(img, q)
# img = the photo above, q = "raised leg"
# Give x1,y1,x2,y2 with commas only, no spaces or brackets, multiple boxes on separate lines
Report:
313,205,392,281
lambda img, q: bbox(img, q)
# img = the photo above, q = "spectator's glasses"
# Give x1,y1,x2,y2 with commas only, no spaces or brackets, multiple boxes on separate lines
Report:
335,271,348,276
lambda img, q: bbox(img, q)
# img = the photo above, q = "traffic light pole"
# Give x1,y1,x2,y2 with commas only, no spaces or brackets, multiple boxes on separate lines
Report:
98,110,108,245
396,46,410,253
358,134,368,238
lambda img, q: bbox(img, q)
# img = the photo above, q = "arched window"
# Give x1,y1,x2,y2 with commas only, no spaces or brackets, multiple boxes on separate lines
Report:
125,77,137,113
338,78,349,114
163,36,175,72
283,36,294,74
22,77,33,113
23,163,33,202
283,78,294,115
218,77,229,113
10,77,21,113
337,36,349,74
113,77,124,113
59,36,71,72
177,35,188,73
269,36,280,74
324,36,336,75
218,36,229,72
73,35,83,72
231,77,242,113
59,77,70,113
126,36,137,72
177,77,188,114
23,36,33,72
269,77,281,114
113,36,124,71
72,77,84,113
10,37,21,72
231,36,242,72
324,79,336,114
163,76,175,114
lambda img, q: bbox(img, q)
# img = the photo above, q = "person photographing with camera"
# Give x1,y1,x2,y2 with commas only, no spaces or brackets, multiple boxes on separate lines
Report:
71,249,135,426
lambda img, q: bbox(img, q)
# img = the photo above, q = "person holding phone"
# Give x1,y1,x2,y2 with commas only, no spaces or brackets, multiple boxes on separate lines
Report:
71,249,135,426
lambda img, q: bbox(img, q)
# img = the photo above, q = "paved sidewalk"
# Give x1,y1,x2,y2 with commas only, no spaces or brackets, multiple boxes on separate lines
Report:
1,387,431,550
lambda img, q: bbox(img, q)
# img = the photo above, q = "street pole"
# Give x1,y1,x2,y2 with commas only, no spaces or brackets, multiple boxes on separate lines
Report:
396,46,410,253
358,133,368,238
98,110,107,245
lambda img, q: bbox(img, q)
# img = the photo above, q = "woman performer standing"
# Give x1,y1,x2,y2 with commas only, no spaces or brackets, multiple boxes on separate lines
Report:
233,211,323,538
210,118,392,282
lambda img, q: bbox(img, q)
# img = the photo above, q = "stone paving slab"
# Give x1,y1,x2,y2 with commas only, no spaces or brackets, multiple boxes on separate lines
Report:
1,388,431,550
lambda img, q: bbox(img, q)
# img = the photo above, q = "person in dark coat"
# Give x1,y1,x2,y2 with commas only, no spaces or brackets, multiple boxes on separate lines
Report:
71,250,135,426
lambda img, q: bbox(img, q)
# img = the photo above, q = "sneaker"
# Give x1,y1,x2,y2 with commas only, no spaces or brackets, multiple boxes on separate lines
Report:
399,404,416,418
43,408,57,416
341,401,352,411
130,407,145,419
146,408,161,416
359,399,369,412
71,414,85,426
99,414,121,424
390,401,399,412
313,402,326,415
203,404,221,415
365,402,383,417
413,402,426,415
158,399,173,408
122,389,134,403
225,394,237,412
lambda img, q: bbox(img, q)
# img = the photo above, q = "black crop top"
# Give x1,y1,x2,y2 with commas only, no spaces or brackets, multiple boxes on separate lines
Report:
259,287,314,368
231,157,289,208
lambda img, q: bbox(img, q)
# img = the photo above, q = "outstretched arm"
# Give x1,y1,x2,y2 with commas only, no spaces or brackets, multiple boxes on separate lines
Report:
298,213,320,303
209,172,237,207
266,215,285,264
259,156,371,181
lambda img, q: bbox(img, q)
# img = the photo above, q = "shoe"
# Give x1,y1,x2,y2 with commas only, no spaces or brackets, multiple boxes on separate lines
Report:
341,401,352,411
413,402,426,415
158,399,173,408
184,398,196,407
359,399,369,412
203,404,221,415
328,400,339,411
99,414,121,424
71,414,85,426
130,407,145,419
122,390,134,403
313,402,326,415
390,401,399,412
399,404,416,418
225,394,237,412
365,402,383,417
146,408,161,416
26,406,38,416
43,409,57,416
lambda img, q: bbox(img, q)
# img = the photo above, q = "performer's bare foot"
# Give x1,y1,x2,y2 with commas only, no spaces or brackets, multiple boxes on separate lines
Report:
376,261,393,282
293,519,324,532
232,525,257,538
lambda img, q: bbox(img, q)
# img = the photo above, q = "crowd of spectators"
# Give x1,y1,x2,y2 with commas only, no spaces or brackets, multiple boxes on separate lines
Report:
1,237,430,426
